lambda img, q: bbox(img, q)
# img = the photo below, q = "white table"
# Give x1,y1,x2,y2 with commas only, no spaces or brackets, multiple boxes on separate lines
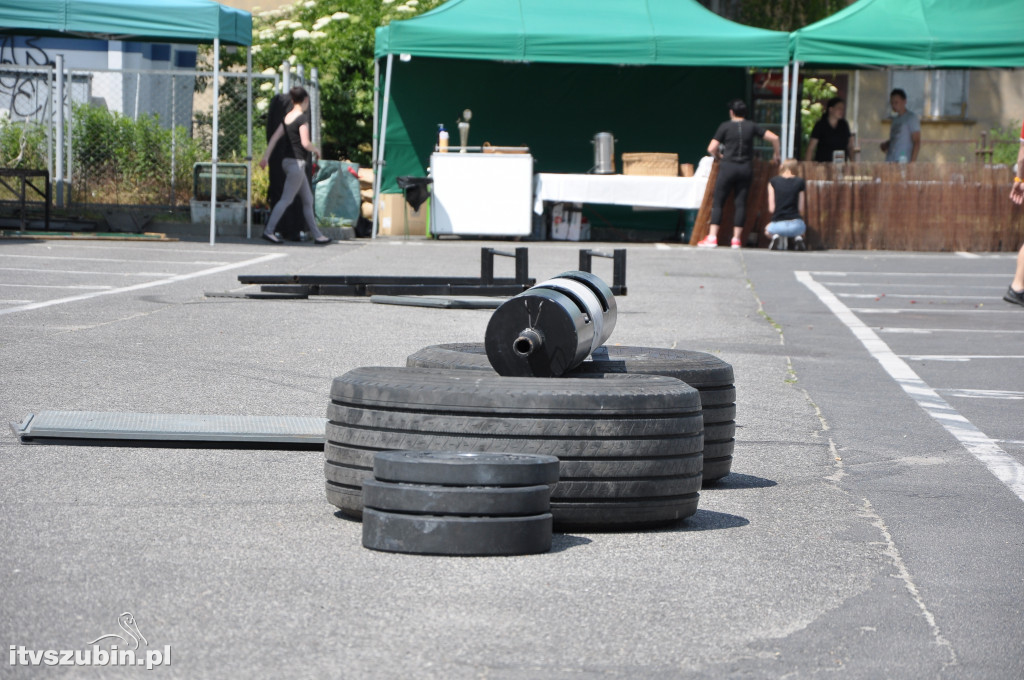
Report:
533,156,713,213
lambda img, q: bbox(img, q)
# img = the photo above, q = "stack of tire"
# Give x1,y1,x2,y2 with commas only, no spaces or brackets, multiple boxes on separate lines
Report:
406,343,737,483
325,367,704,530
362,451,558,556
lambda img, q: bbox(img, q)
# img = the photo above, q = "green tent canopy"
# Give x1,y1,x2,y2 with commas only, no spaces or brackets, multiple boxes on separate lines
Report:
376,0,790,67
0,0,251,45
791,0,1024,67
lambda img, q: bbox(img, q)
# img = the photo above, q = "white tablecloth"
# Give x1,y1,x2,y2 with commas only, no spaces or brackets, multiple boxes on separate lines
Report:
533,157,713,213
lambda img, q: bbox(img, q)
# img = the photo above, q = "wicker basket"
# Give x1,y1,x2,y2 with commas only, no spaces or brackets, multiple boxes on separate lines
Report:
621,152,679,177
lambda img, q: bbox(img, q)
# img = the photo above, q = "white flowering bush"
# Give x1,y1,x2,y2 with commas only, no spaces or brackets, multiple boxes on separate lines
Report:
800,76,839,147
219,0,443,164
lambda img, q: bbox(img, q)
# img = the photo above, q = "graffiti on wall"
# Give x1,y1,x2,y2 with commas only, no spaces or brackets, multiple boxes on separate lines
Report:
0,36,54,119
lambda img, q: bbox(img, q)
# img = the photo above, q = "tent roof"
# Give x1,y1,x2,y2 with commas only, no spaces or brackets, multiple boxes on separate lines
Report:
375,0,790,67
791,0,1024,68
0,0,251,46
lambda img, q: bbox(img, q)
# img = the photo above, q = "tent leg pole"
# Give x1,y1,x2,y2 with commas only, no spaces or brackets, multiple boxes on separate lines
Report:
54,54,64,210
781,63,790,160
371,53,393,240
246,46,253,240
210,37,220,246
788,61,800,159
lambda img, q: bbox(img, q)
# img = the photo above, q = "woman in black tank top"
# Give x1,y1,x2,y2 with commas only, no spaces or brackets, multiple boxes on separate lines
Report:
258,86,331,245
697,99,779,249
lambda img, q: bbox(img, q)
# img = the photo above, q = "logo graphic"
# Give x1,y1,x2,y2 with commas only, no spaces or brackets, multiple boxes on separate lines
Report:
9,611,171,669
88,612,148,650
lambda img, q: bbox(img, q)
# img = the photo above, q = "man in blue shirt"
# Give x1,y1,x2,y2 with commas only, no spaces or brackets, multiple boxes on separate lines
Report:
880,88,921,163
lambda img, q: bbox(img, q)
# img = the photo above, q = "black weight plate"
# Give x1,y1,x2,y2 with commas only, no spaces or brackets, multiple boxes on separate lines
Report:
373,451,559,487
328,403,703,438
550,494,699,530
331,367,700,416
362,479,551,516
484,288,592,377
362,508,552,556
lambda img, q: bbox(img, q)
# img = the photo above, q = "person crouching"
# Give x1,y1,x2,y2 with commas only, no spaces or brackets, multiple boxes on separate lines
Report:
765,158,807,249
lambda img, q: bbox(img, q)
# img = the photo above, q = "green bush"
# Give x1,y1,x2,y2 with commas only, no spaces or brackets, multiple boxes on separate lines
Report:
0,118,48,169
988,120,1021,166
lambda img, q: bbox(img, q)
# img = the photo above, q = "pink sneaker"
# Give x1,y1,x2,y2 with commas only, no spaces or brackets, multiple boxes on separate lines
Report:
730,238,742,249
696,235,718,248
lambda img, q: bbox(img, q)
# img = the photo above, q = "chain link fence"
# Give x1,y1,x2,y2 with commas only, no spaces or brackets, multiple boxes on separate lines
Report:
0,62,282,214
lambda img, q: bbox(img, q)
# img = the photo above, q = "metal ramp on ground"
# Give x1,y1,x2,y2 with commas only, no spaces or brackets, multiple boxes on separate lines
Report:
11,411,327,449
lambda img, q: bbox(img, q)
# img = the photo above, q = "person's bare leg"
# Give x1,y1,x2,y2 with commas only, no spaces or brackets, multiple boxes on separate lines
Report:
1013,243,1024,292
732,226,743,242
707,224,720,238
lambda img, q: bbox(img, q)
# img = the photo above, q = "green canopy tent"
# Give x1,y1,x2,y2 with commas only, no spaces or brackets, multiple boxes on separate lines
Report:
786,0,1024,156
371,0,790,237
0,0,252,243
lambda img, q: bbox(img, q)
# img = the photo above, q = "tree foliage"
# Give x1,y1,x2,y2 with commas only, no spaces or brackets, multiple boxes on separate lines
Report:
216,0,443,165
739,0,847,32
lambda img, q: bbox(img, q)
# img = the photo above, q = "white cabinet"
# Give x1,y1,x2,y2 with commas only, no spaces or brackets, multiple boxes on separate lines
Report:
430,153,534,236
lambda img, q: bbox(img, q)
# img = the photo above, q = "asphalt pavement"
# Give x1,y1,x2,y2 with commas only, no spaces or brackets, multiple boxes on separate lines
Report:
1,235,1021,678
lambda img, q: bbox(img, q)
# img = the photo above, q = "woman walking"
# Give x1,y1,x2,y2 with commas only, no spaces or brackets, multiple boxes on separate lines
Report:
697,99,779,248
258,86,331,245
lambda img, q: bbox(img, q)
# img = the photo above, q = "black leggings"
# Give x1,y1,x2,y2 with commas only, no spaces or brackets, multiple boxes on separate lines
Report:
710,161,753,227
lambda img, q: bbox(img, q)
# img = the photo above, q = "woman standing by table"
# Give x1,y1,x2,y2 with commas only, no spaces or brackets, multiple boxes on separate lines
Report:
805,97,856,163
697,99,779,248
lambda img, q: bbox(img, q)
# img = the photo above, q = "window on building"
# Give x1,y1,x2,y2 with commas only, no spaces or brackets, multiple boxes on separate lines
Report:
889,69,970,119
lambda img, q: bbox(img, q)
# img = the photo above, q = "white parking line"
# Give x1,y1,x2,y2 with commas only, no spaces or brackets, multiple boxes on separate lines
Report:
851,308,1019,314
876,327,1024,334
813,271,1006,277
0,299,33,305
901,355,1024,362
0,254,229,266
838,293,992,300
955,252,981,258
0,267,174,277
0,253,286,316
0,283,113,290
655,243,671,250
938,389,1024,400
797,270,1024,503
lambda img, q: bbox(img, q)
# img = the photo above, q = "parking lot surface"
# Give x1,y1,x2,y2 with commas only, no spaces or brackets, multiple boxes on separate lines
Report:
1,237,1021,678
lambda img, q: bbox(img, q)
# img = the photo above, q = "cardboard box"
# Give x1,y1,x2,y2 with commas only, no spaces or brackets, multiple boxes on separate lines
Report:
379,192,428,236
550,202,590,241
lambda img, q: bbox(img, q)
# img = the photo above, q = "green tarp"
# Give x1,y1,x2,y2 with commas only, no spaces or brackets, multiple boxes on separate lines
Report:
376,0,790,67
0,0,251,45
791,0,1024,67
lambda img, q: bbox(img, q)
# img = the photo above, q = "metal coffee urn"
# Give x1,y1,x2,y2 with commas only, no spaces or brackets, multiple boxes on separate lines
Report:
591,132,616,174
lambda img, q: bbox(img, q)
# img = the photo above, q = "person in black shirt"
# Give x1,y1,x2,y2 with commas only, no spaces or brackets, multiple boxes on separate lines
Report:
805,97,855,163
258,86,331,245
697,99,779,248
765,159,807,248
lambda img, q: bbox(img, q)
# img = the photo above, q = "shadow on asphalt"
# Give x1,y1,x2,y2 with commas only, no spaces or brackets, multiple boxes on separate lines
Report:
702,473,777,490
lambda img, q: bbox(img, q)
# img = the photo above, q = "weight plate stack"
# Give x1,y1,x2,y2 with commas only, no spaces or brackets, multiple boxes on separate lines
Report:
325,367,703,530
361,451,557,556
406,343,737,483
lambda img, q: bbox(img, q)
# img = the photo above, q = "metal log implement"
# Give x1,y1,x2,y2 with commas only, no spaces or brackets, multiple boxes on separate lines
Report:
484,270,617,377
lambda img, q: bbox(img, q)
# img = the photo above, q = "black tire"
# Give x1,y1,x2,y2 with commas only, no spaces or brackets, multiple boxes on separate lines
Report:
703,421,736,442
326,424,703,462
325,480,363,517
331,367,701,416
701,439,735,482
373,451,560,487
406,344,738,484
362,508,552,556
407,343,733,387
327,367,704,528
325,459,373,488
362,479,551,516
551,495,699,530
